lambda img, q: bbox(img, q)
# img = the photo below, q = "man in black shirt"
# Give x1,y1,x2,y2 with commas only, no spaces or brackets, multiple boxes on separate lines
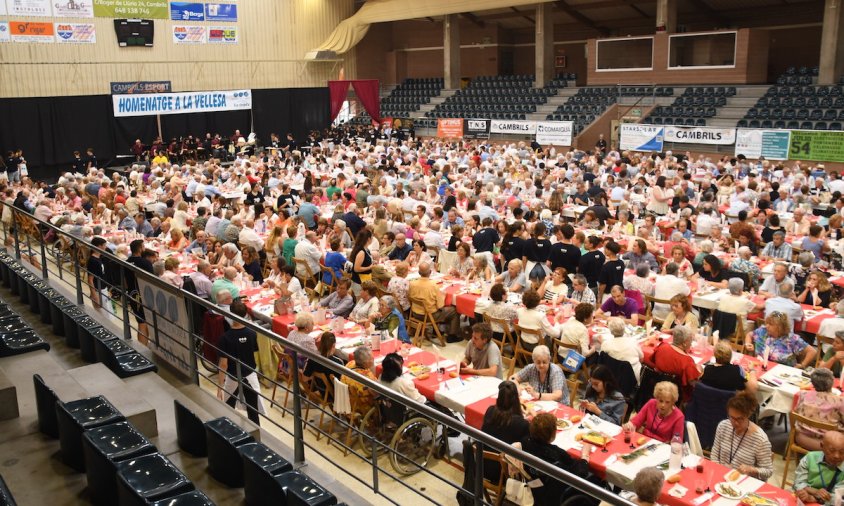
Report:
598,241,624,302
126,239,154,346
578,236,605,292
87,237,108,311
217,301,262,425
548,224,581,281
472,217,500,254
72,151,86,173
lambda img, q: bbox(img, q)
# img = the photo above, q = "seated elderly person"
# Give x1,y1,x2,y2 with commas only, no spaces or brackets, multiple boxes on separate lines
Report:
600,317,644,379
818,331,844,377
349,281,380,323
623,264,655,297
460,322,502,378
559,302,595,358
717,277,757,319
510,345,569,405
794,368,844,451
567,273,597,305
646,325,701,397
632,467,665,506
516,289,565,351
662,293,700,334
793,430,844,505
760,231,794,261
761,281,804,332
318,278,354,318
730,246,761,289
711,393,773,481
288,313,318,367
701,340,758,393
624,381,685,443
759,262,797,299
791,251,817,293
342,346,377,417
211,266,240,302
372,295,409,344
745,311,817,369
495,258,526,293
693,239,714,268
597,285,640,325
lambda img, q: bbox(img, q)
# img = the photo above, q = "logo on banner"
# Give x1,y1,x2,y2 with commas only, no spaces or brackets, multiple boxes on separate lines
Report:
0,23,9,43
56,24,72,39
437,118,464,138
111,81,171,94
205,2,236,22
170,2,203,21
172,24,204,43
10,21,55,42
208,26,236,43
490,119,537,135
468,120,485,130
620,124,664,152
54,0,94,17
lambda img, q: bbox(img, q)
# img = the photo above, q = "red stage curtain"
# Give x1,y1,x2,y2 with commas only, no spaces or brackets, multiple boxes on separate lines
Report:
328,80,350,122
350,79,381,123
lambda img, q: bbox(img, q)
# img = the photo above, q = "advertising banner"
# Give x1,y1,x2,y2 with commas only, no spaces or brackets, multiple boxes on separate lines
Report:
113,89,252,117
734,129,791,160
389,117,413,135
490,119,537,135
55,23,96,43
535,121,574,146
436,118,464,138
137,278,191,376
9,21,54,42
0,1,5,15
53,0,94,17
788,130,844,163
170,2,203,21
0,23,9,43
207,26,237,44
463,118,490,139
110,81,172,94
664,125,735,145
6,0,51,16
172,24,205,44
93,0,168,19
619,124,664,152
204,2,236,22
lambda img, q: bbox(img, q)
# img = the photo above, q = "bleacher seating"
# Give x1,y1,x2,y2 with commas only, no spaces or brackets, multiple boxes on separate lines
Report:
736,69,844,130
644,86,736,126
425,73,573,120
545,86,623,134
380,77,443,118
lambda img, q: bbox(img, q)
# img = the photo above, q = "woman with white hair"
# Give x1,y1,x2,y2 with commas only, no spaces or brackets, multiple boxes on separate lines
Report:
730,246,761,290
717,277,757,317
287,313,318,367
600,317,644,379
509,345,569,405
693,239,713,267
623,263,655,296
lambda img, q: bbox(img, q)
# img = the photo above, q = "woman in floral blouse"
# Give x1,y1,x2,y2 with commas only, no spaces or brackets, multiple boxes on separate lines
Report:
744,312,817,369
793,368,844,451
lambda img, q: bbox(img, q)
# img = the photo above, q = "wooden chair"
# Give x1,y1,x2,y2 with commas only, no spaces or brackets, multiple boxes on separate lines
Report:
483,314,516,358
319,265,339,295
780,410,839,489
326,378,360,457
482,450,508,506
407,296,445,347
814,334,833,367
553,339,581,372
501,355,515,380
299,371,334,440
293,258,317,289
644,294,673,326
566,378,580,408
304,287,319,304
270,343,294,416
513,325,542,367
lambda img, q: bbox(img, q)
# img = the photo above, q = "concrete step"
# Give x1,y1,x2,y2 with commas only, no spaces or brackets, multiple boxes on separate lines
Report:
715,108,750,119
0,432,87,506
726,97,760,107
735,85,770,98
0,366,17,421
67,362,158,439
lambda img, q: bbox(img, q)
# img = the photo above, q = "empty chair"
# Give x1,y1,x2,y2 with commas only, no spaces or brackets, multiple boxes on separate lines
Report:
33,374,61,438
0,330,49,357
810,109,823,120
273,470,337,506
815,122,828,130
149,490,215,506
773,120,786,129
0,474,16,506
685,382,738,450
174,400,207,457
737,119,748,128
116,453,195,506
240,442,294,506
760,120,773,128
56,396,125,471
112,352,158,378
800,121,814,129
83,421,157,505
830,121,843,130
205,417,255,487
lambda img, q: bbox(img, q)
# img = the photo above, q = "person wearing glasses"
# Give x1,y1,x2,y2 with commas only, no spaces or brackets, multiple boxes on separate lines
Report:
710,392,773,481
744,312,817,369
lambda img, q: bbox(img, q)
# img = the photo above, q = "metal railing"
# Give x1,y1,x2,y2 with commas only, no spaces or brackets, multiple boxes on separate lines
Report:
3,199,634,506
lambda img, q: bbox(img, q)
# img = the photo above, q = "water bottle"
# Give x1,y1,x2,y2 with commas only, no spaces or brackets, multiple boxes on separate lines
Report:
669,433,683,471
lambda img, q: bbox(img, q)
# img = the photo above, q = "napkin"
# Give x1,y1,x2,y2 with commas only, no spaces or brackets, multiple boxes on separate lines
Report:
604,454,618,466
693,492,714,505
668,484,688,498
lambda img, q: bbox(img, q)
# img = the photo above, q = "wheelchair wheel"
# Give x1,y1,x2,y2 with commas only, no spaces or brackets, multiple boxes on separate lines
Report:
389,417,435,475
359,406,391,458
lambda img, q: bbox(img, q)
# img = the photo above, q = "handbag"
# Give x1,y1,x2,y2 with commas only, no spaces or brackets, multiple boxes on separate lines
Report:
504,477,534,506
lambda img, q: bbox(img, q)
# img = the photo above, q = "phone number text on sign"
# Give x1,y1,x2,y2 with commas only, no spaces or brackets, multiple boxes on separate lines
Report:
94,0,168,19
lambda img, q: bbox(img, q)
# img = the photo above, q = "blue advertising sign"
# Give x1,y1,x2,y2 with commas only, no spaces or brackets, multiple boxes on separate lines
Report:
170,2,204,21
205,3,237,22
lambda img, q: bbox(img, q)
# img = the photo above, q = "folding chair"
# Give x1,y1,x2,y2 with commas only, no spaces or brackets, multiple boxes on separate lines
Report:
327,378,360,456
780,411,839,489
293,258,318,289
270,343,294,416
407,296,446,347
299,371,333,440
644,294,673,326
513,325,542,367
483,314,516,358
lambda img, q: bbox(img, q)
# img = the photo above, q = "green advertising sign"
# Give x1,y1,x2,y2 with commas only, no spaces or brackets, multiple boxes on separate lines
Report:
788,130,844,163
94,0,168,19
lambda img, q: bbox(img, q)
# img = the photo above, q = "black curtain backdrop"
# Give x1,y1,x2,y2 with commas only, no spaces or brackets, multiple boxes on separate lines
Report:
0,86,329,181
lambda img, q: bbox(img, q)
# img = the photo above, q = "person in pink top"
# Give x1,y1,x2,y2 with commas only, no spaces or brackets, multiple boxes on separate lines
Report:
623,381,685,443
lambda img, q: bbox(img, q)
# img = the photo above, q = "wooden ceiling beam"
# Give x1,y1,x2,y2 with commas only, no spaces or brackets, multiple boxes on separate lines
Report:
461,12,486,28
555,0,609,35
510,6,535,24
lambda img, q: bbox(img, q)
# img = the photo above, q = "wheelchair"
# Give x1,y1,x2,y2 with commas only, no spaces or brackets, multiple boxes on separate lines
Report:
358,395,440,475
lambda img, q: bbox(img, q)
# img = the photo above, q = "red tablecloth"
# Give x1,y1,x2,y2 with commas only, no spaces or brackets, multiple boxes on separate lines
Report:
658,459,796,506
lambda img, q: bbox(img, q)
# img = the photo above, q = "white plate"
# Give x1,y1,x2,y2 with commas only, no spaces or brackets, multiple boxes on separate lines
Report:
715,482,746,500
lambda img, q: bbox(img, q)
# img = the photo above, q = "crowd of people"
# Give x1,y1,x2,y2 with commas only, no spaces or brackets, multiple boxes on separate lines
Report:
4,120,844,503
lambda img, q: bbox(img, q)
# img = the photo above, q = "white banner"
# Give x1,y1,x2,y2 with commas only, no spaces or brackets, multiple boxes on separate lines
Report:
112,89,252,117
6,0,51,16
0,1,6,14
172,25,206,44
664,125,736,145
55,23,96,43
0,23,9,42
535,121,573,146
208,25,237,44
490,119,537,135
53,0,93,17
619,124,664,152
137,278,192,376
734,128,791,160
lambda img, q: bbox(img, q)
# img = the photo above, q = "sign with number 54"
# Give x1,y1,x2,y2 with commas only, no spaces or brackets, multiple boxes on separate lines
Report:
788,130,844,163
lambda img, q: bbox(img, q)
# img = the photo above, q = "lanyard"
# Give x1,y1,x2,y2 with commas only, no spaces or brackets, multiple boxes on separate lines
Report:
728,428,748,465
650,407,671,436
537,369,552,394
817,461,841,492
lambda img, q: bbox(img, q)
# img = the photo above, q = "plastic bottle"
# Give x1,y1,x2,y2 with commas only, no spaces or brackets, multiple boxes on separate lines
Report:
669,433,683,471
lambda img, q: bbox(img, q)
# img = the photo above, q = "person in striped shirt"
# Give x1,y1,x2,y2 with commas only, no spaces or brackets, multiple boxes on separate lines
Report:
710,392,774,481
